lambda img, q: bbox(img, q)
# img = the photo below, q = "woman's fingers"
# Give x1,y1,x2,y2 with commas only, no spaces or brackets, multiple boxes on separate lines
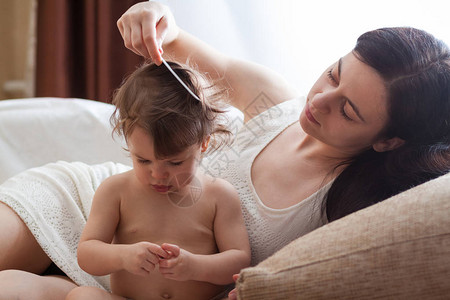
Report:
117,1,172,63
141,15,164,63
228,288,237,300
228,274,240,299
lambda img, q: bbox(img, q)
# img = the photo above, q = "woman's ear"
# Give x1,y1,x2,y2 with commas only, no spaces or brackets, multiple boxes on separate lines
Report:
201,136,211,153
372,137,405,152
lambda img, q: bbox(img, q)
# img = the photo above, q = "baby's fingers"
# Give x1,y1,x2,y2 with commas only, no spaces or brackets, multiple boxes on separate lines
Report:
131,261,154,277
159,262,174,273
161,243,180,257
159,257,177,269
147,243,169,259
144,253,161,266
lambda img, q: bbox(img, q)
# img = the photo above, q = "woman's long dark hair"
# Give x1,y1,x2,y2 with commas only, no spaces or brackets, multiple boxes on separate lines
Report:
326,27,450,222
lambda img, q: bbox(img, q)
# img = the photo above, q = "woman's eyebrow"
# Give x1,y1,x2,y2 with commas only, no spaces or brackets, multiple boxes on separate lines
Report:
338,57,343,78
339,58,366,123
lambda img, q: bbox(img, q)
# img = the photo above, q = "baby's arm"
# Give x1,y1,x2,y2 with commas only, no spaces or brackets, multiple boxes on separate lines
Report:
77,175,168,276
159,179,251,285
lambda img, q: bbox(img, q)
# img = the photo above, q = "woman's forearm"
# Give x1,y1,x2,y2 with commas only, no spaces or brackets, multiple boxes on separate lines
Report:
166,29,297,114
164,29,230,83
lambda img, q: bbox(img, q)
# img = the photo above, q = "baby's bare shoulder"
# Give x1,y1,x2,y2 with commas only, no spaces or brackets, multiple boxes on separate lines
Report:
201,175,239,204
97,169,134,193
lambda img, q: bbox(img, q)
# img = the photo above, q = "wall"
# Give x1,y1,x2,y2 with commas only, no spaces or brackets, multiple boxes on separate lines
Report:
164,0,450,96
0,0,35,100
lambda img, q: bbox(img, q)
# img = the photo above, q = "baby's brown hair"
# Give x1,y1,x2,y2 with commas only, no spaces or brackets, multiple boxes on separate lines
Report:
111,61,232,158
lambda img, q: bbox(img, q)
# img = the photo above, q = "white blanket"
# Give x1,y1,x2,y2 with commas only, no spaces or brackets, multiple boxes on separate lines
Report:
0,160,131,290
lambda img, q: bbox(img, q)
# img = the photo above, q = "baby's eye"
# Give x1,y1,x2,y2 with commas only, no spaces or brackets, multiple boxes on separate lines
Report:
138,159,150,164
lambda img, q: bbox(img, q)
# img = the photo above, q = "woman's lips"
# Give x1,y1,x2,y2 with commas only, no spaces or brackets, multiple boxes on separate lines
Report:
151,185,172,193
305,103,320,125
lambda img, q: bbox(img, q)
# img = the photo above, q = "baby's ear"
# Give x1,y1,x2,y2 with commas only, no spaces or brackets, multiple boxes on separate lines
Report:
201,136,211,153
372,137,405,152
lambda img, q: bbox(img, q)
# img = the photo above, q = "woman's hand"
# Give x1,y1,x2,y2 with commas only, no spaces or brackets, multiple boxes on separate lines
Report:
121,241,168,276
158,243,195,281
228,274,240,300
117,1,179,64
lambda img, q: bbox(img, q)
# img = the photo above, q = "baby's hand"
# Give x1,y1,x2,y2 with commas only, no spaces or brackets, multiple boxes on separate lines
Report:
158,243,194,281
121,241,168,276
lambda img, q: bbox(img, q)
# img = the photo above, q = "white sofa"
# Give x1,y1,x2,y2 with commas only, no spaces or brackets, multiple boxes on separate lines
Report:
0,98,131,184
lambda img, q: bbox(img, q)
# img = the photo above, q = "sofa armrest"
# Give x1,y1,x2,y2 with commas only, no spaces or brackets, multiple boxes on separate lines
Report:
236,172,450,299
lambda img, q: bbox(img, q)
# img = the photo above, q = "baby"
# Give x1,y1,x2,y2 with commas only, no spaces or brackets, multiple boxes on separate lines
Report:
66,61,251,300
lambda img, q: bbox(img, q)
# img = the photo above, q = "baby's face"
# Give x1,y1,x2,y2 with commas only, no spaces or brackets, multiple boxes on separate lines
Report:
128,126,203,195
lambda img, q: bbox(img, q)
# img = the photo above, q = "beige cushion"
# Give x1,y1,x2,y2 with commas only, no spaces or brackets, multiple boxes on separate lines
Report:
236,173,450,299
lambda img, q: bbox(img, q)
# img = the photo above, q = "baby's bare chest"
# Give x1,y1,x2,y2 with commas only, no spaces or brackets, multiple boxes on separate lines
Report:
114,194,217,254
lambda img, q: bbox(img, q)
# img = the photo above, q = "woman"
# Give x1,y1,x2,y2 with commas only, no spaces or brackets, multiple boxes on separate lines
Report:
1,1,449,299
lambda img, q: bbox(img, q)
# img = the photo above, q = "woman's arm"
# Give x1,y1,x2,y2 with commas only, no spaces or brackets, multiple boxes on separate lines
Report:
117,1,299,121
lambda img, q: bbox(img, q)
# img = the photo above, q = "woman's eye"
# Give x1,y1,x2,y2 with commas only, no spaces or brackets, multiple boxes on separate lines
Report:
170,161,184,166
138,159,150,164
327,69,338,85
340,103,353,121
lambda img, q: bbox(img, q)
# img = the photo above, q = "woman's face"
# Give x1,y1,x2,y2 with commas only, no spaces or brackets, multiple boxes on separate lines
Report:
300,52,389,156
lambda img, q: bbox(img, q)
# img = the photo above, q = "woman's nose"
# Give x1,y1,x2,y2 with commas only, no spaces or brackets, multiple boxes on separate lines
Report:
310,92,332,114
